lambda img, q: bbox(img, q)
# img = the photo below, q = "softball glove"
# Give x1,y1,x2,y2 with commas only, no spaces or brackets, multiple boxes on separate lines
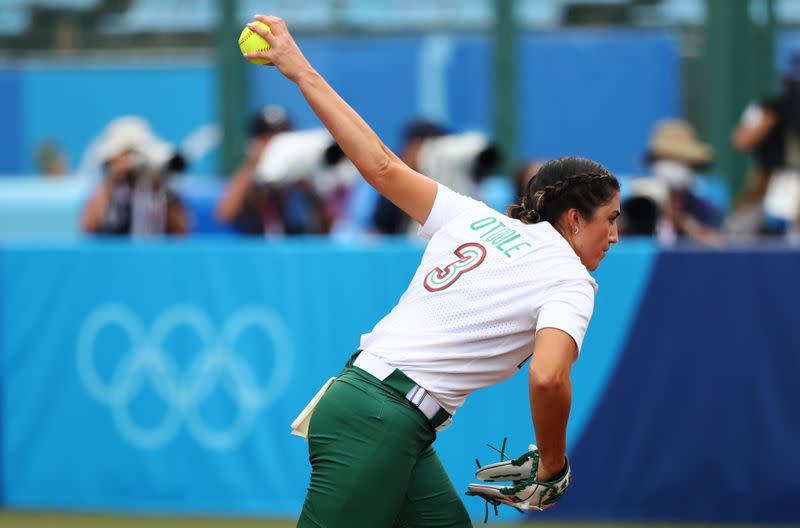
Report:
466,443,572,513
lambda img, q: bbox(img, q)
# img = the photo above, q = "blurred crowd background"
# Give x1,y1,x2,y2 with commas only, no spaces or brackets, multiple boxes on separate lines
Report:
2,1,800,527
1,0,799,245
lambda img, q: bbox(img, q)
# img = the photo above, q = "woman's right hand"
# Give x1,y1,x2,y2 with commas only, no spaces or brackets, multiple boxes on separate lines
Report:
245,15,314,84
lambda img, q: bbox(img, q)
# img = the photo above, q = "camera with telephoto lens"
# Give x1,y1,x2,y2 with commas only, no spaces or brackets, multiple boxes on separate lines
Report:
417,132,501,195
253,128,348,190
95,116,187,185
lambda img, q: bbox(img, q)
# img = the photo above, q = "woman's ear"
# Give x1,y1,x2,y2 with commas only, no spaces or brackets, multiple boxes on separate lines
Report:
566,208,581,231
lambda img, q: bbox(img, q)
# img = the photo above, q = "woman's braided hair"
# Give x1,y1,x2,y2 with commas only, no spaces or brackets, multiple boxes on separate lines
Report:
508,156,619,226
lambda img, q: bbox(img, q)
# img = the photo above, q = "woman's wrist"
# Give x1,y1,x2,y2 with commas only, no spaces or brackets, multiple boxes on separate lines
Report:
538,454,566,481
293,65,319,87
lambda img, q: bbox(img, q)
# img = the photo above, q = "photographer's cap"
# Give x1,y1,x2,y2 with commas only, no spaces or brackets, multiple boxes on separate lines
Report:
95,115,176,171
249,105,292,137
96,116,155,162
403,119,447,143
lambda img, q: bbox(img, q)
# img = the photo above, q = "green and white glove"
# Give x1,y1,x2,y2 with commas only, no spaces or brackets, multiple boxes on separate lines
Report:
466,443,572,512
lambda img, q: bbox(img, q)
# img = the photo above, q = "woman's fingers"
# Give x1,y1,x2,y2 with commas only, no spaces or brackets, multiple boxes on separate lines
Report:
244,51,273,63
244,20,276,65
246,22,276,46
245,14,309,81
254,15,285,35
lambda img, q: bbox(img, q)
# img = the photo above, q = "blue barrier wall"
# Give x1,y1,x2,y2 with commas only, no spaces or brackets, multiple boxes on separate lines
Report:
1,239,426,516
547,248,800,523
0,30,679,177
1,239,799,522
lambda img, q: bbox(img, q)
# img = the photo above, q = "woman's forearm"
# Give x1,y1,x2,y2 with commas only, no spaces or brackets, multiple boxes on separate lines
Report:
530,373,571,478
295,68,398,186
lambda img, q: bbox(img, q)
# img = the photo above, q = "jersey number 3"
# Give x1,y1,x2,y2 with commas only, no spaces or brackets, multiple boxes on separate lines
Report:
423,243,487,292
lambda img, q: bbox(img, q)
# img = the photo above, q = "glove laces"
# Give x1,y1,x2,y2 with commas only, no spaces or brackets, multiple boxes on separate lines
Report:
470,437,524,523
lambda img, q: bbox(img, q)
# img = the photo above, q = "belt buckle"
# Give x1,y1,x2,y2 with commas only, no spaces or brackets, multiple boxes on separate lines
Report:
406,386,451,431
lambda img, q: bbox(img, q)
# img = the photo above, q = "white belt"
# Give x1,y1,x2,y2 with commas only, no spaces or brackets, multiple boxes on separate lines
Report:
353,351,452,432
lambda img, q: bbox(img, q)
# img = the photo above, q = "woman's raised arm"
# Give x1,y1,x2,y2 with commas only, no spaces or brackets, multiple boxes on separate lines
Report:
245,15,438,225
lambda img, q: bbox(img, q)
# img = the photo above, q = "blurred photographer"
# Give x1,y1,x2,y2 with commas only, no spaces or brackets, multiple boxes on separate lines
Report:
371,119,447,234
216,105,333,236
81,116,189,236
622,119,722,246
372,119,500,234
731,51,800,236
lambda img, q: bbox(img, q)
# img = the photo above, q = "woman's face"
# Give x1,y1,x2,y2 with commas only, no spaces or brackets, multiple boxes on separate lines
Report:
572,193,621,271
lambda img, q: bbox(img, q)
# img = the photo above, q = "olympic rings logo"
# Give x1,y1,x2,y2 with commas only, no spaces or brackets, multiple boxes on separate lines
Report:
77,304,293,451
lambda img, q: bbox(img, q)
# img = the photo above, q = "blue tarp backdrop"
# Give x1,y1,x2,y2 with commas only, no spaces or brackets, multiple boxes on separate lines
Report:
0,31,679,177
549,248,800,523
1,239,799,522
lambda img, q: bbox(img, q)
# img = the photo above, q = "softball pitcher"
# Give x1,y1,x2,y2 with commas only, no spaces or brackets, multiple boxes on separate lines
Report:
244,15,621,528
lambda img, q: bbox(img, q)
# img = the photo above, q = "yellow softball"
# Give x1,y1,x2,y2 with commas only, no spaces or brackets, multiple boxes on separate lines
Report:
238,21,272,65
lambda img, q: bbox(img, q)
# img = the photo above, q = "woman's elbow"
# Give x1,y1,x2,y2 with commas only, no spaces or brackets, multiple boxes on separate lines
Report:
529,364,570,391
359,150,395,188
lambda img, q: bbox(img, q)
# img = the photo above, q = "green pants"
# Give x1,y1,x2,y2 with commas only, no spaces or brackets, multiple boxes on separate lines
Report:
297,366,472,528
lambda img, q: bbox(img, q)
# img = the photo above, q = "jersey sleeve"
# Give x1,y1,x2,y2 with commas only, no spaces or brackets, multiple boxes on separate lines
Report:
418,183,484,239
535,278,596,354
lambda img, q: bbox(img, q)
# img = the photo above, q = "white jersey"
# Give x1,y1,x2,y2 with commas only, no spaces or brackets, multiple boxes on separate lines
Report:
359,184,597,414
